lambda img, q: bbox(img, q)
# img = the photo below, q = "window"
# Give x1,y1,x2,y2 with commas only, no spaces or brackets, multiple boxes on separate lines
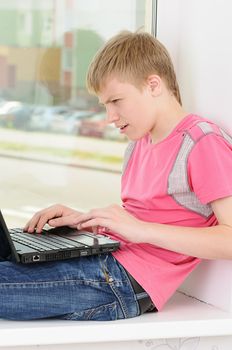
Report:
0,0,153,226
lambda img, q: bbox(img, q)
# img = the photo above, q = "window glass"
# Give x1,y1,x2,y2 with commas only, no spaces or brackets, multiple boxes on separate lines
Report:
0,0,150,226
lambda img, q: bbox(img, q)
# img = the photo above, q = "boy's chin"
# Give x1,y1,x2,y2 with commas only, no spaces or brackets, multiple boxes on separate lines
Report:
127,133,146,141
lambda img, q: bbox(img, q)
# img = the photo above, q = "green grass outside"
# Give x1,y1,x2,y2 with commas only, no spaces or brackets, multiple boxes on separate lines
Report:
0,141,123,164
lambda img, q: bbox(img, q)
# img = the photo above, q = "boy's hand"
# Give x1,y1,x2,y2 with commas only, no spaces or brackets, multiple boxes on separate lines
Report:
24,204,82,233
73,204,144,243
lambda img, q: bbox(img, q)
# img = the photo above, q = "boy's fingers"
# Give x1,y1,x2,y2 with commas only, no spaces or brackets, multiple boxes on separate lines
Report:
24,207,62,233
48,214,78,227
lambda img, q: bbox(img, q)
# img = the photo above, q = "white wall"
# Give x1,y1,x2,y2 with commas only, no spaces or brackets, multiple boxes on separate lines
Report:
156,0,232,311
157,0,232,132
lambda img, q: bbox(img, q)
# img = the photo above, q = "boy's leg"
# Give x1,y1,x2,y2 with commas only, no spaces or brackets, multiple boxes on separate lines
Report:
0,254,140,321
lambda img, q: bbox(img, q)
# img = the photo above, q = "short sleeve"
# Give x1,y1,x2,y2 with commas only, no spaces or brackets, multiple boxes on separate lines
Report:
187,133,232,204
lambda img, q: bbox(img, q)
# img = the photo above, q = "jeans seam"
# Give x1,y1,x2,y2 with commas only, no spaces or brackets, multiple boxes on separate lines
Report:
113,259,141,316
101,255,134,318
0,279,110,290
87,300,118,320
108,282,129,318
61,300,118,321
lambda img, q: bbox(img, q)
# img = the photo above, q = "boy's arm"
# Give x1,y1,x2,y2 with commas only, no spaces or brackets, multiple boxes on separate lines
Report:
74,195,232,260
141,195,232,259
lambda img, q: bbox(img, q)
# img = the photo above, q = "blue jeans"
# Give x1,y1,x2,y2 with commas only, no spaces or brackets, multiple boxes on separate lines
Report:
0,254,142,321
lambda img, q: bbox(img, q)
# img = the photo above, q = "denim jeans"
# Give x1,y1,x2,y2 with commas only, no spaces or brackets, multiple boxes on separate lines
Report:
0,254,142,321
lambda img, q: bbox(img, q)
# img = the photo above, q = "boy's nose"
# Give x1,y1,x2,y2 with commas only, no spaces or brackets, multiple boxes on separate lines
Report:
105,107,119,124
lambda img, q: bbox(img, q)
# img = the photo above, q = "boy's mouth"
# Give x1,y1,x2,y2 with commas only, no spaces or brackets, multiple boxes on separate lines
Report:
119,123,129,130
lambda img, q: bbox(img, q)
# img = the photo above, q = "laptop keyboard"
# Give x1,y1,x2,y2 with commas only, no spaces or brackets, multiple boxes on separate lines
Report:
10,228,85,252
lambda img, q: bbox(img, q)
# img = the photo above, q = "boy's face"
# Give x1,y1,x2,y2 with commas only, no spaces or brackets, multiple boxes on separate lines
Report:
98,76,158,141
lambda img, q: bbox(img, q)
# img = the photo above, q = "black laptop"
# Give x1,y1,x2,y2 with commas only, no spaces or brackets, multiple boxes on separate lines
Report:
0,210,120,264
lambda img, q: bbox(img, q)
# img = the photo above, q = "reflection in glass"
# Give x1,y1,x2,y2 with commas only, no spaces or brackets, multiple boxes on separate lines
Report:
0,0,148,226
0,0,146,138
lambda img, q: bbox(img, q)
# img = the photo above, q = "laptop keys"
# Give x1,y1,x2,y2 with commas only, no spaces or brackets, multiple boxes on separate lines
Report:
10,229,86,251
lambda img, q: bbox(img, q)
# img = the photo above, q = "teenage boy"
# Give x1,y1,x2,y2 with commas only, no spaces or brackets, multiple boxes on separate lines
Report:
1,31,232,321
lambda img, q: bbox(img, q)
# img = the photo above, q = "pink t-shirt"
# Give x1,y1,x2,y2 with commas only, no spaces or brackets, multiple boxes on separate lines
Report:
111,114,232,310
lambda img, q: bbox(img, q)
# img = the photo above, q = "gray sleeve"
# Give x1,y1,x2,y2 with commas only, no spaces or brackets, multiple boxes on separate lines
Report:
122,141,136,175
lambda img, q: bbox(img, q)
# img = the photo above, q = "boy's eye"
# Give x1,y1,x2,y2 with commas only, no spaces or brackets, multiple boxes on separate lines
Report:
111,99,119,103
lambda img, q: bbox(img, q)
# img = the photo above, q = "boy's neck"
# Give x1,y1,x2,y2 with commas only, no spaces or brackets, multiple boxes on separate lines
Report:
150,98,188,145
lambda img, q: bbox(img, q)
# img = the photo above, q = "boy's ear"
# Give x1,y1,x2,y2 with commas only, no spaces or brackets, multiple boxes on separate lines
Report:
146,75,162,96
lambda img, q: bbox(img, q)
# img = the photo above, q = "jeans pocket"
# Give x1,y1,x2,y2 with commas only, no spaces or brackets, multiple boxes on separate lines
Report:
62,301,119,321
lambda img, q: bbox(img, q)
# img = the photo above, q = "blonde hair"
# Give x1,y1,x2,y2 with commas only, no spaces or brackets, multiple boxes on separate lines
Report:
86,31,182,105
